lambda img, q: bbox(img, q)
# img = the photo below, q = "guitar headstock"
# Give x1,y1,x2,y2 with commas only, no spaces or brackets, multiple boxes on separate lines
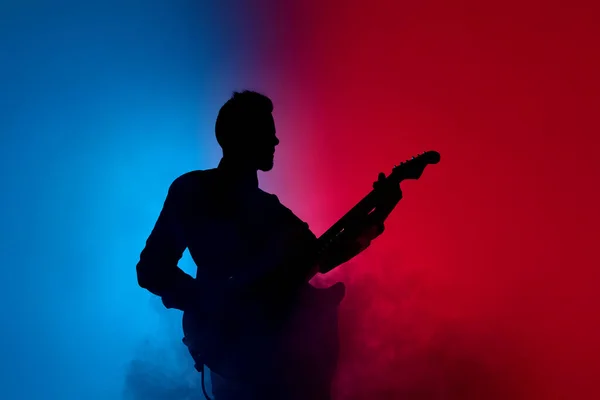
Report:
389,150,440,182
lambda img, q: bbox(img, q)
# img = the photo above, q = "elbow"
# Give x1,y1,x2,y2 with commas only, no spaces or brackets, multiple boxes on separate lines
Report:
136,261,149,289
136,260,159,293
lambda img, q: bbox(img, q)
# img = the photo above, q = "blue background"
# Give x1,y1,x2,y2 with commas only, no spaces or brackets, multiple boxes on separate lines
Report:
0,2,269,398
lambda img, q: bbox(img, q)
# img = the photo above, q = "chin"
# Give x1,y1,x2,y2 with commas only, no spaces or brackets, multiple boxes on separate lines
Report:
257,159,274,171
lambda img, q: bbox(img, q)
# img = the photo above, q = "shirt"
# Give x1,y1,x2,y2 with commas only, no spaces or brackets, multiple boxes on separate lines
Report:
136,158,319,312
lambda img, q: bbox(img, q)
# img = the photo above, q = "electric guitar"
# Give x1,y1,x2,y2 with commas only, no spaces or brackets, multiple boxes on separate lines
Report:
182,150,441,380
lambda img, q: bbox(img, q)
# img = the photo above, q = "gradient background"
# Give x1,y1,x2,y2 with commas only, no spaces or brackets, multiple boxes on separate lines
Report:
1,1,599,399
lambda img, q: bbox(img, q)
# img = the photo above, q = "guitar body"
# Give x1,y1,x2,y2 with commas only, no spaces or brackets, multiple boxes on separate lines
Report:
182,281,345,383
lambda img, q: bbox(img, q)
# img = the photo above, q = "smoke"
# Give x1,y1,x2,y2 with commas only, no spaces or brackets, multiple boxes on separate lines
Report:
122,298,205,400
331,254,531,400
123,256,531,400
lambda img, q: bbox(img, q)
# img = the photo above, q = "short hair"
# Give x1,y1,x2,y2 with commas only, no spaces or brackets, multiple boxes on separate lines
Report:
215,90,274,149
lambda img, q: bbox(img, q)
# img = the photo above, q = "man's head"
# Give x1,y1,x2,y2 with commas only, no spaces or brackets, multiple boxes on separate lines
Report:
215,90,279,171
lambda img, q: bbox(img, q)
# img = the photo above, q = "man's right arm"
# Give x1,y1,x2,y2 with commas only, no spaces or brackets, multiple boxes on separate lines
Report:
136,176,197,311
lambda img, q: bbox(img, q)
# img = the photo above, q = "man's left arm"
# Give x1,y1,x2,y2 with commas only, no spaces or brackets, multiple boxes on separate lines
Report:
136,176,197,311
318,173,402,273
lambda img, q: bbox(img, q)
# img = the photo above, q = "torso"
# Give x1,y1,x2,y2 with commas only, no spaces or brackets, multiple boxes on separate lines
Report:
177,169,343,382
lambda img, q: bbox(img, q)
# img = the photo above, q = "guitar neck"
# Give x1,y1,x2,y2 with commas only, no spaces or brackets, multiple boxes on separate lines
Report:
274,152,440,286
318,179,398,245
316,148,441,246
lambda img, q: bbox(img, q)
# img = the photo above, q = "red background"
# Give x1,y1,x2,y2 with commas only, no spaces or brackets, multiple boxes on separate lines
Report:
255,1,599,398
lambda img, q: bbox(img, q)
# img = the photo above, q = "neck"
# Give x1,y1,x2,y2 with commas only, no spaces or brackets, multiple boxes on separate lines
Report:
217,157,259,189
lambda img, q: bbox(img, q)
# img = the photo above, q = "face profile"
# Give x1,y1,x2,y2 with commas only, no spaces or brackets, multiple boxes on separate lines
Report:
246,113,279,172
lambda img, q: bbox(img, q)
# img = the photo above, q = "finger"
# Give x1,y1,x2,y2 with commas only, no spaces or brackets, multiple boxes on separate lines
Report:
373,172,386,188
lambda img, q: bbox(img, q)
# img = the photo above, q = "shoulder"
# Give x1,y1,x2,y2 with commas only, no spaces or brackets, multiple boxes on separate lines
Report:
258,189,313,232
170,169,217,192
257,189,287,210
164,169,218,209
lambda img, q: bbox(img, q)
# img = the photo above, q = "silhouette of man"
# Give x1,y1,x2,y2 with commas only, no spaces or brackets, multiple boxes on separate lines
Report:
136,90,401,399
